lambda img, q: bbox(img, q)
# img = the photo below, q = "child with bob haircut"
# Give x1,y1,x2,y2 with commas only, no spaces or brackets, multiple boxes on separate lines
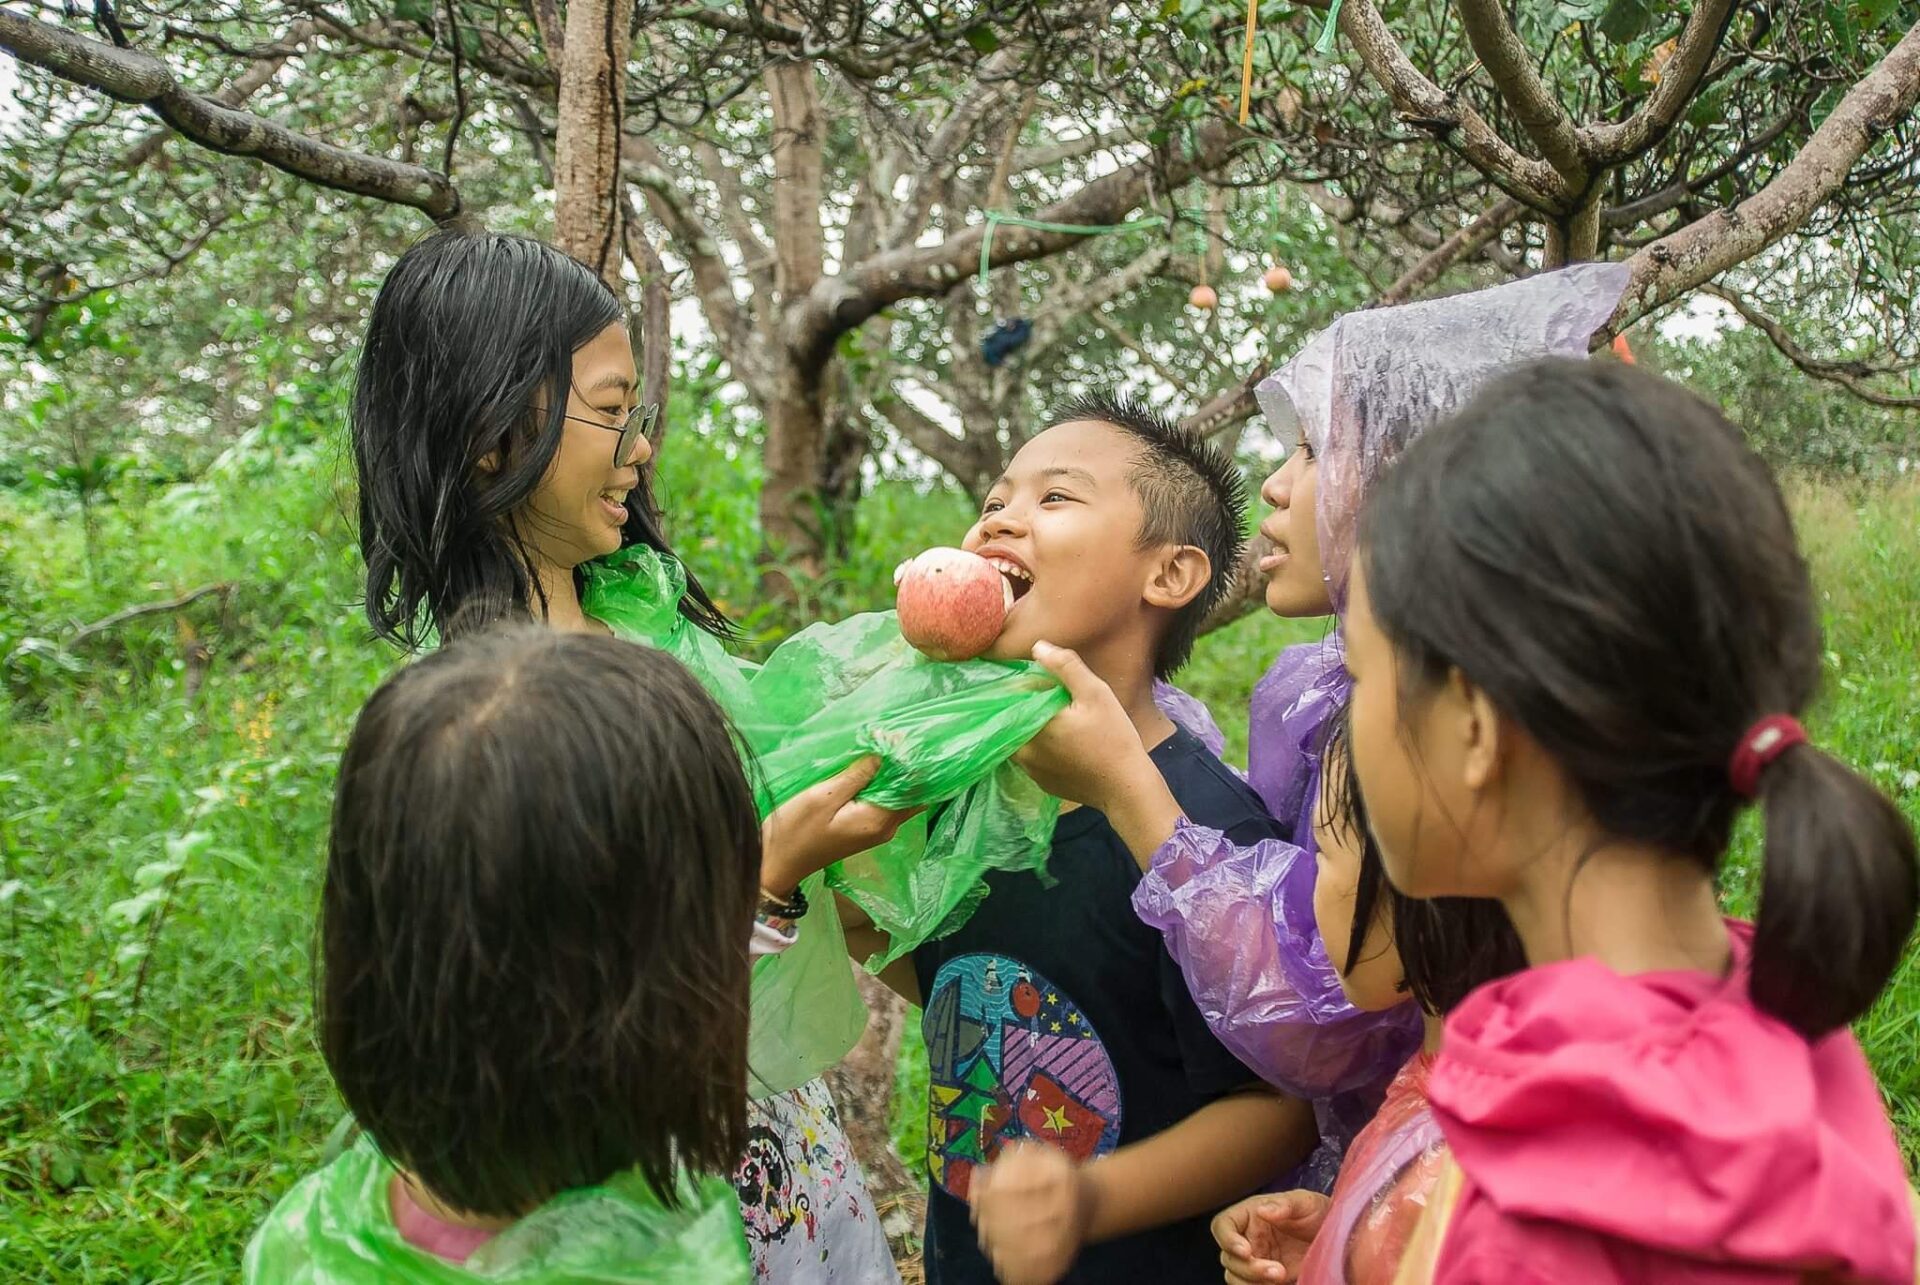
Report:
347,226,906,1283
246,626,783,1279
1346,360,1919,1280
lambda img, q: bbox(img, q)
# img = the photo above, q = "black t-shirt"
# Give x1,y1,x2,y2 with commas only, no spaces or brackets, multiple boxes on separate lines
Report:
911,727,1285,1285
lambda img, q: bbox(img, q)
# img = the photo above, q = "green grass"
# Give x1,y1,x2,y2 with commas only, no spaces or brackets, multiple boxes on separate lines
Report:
4,439,1915,1279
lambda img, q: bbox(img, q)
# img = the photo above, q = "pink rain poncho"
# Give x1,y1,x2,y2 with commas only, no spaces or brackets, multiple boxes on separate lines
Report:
1132,263,1631,1190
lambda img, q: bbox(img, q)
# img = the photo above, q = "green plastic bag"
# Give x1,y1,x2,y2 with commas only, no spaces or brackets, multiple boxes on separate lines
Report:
581,548,1065,1077
243,1137,751,1283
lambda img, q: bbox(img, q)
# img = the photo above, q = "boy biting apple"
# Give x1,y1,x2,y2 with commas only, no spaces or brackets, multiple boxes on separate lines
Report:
860,394,1314,1285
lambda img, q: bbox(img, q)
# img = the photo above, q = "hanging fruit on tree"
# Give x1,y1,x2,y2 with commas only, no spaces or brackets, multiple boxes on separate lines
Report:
1188,284,1219,311
1264,265,1294,293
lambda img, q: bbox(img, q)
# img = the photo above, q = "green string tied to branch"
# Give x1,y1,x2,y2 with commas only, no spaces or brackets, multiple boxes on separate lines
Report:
1315,0,1344,55
976,210,1167,290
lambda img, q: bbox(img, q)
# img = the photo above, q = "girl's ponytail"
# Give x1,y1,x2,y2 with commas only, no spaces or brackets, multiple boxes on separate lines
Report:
1750,744,1918,1039
1358,359,1918,1043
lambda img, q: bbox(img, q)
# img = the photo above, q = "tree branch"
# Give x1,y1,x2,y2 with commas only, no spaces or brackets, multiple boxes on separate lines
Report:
1336,0,1565,209
622,136,751,371
792,117,1249,369
1698,282,1920,409
0,10,458,217
1376,196,1522,304
1600,94,1808,231
1091,309,1196,397
1584,0,1738,164
1455,0,1585,181
876,392,988,484
1611,23,1920,333
620,187,674,437
1008,127,1135,174
1025,242,1172,359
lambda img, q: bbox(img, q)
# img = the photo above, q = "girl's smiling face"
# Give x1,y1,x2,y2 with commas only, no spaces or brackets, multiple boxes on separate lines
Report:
1255,436,1333,619
520,322,650,574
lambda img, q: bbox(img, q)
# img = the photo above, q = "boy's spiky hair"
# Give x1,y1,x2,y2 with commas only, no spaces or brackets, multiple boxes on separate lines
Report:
1046,392,1248,676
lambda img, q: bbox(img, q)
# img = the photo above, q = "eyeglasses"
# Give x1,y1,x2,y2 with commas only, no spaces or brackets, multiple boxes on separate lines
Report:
564,403,659,466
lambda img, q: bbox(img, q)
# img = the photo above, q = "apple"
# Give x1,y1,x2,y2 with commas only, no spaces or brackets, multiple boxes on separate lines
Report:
1264,265,1294,293
1188,284,1219,311
893,547,1011,662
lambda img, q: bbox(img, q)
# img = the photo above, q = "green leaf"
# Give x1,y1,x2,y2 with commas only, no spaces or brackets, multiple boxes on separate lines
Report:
962,25,1000,54
133,860,181,890
165,830,213,864
107,885,168,927
393,0,433,22
1595,0,1654,42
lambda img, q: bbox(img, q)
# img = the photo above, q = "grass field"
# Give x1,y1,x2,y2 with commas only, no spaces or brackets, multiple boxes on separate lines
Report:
3,436,1915,1279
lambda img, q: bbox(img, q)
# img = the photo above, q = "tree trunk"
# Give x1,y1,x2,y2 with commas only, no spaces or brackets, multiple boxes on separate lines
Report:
822,971,917,1210
552,0,634,288
759,33,831,587
759,366,829,593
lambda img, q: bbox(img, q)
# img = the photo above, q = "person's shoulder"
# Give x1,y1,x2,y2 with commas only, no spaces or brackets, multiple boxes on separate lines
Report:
1151,729,1285,844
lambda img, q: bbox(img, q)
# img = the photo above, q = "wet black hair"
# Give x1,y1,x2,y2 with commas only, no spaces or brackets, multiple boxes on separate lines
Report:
352,226,730,650
1045,391,1248,676
1321,705,1527,1014
319,626,760,1216
1358,358,1918,1038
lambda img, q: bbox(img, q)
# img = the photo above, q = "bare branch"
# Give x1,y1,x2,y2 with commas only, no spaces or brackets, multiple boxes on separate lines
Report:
622,136,751,367
887,48,1025,248
1698,283,1920,409
0,10,458,217
876,393,989,484
1612,23,1920,333
1026,242,1171,358
688,135,776,298
1091,309,1195,397
792,117,1250,368
1584,0,1738,164
1177,370,1261,440
1336,0,1565,209
1601,94,1809,231
1377,196,1522,304
1008,126,1135,174
620,188,675,437
1455,0,1585,181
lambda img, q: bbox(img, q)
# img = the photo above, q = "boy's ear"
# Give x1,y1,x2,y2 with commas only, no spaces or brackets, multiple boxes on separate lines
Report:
1143,545,1212,612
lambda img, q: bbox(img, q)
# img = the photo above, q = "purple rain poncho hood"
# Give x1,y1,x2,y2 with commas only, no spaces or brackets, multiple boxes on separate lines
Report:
1135,263,1630,1190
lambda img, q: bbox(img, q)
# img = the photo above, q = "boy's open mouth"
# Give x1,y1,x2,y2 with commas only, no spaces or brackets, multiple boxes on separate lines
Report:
982,554,1035,604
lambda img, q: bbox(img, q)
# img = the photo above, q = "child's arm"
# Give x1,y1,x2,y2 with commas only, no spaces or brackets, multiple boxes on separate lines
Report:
760,757,920,896
836,894,922,1006
970,1088,1315,1285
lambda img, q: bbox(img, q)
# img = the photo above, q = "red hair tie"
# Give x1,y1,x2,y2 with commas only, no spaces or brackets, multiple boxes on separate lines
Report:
1729,715,1808,798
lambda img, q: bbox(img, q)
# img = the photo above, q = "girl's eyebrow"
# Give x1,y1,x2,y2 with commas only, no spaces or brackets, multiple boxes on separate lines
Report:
1040,466,1099,488
579,372,634,395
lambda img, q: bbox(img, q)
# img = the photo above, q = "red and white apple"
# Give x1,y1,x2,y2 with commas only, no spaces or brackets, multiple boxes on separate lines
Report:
893,547,1012,662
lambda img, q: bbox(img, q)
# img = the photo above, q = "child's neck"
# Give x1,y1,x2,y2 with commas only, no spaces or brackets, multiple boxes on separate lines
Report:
531,557,606,635
1503,831,1730,978
1086,644,1176,751
395,1170,517,1233
1420,1010,1445,1054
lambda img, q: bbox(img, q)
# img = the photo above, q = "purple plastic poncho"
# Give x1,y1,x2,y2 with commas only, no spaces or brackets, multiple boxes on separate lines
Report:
1134,264,1631,1189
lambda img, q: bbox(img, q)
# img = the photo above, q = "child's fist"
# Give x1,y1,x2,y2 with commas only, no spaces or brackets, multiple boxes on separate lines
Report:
969,1142,1094,1285
1211,1190,1328,1284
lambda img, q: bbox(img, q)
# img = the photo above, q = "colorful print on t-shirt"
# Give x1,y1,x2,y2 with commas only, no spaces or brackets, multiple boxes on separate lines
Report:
923,951,1122,1201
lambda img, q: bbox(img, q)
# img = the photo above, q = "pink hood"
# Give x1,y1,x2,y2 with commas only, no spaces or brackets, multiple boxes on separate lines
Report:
1426,921,1914,1282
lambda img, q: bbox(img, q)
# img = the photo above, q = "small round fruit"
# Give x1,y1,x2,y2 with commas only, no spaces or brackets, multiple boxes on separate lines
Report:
1263,265,1294,293
1188,284,1219,311
894,547,1012,662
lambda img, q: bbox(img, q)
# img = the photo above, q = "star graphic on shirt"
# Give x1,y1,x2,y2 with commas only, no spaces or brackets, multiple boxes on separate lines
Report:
1067,1012,1081,1026
1042,1105,1071,1133
1046,991,1058,1004
1050,1021,1062,1033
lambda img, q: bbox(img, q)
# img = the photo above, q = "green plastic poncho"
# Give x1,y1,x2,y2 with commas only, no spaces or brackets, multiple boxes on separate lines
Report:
242,1137,750,1283
581,546,1065,1093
